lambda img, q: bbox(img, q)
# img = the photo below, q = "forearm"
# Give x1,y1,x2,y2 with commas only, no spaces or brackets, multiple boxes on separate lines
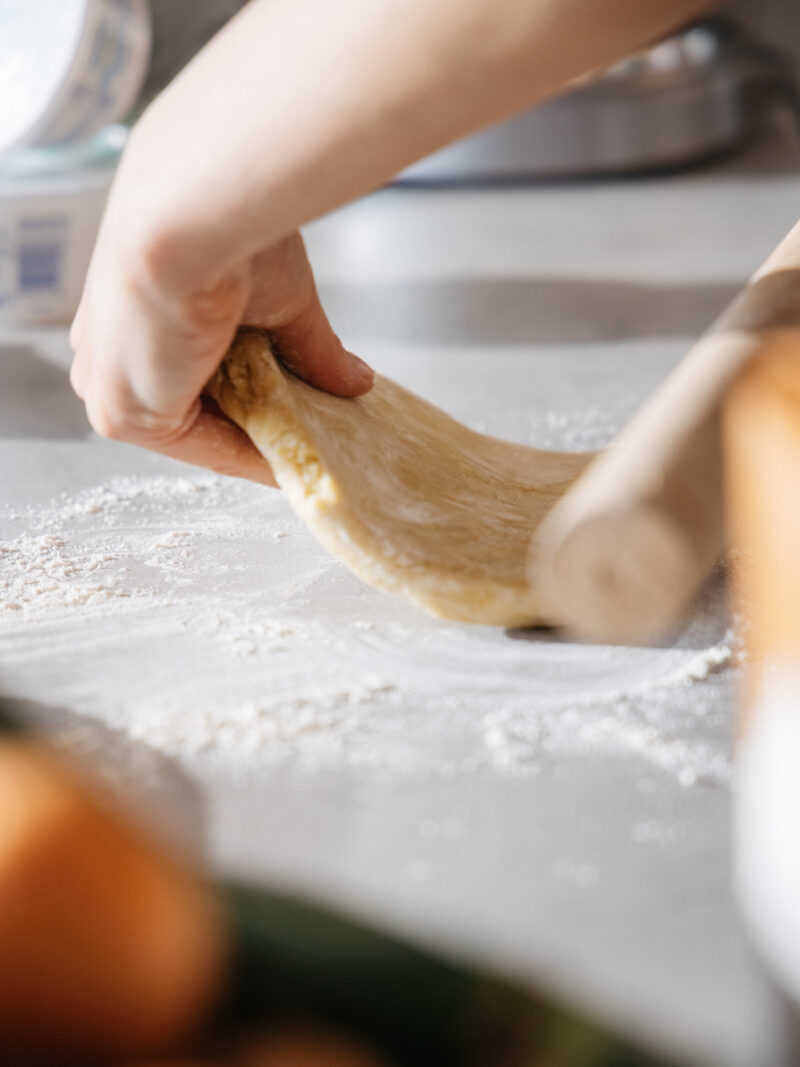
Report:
116,0,712,291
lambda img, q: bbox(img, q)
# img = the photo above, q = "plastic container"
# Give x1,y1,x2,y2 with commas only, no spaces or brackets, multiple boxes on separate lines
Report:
0,125,126,324
0,0,151,158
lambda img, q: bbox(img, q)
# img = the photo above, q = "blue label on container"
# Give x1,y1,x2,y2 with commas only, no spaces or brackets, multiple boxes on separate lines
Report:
16,215,67,294
0,226,12,306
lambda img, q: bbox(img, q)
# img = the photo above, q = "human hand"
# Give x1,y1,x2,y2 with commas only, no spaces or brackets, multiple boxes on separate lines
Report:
70,190,372,486
70,0,708,488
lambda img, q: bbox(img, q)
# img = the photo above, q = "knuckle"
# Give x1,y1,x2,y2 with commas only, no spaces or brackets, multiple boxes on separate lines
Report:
83,363,201,447
85,402,127,442
185,268,249,334
84,392,143,442
85,399,169,445
118,222,248,340
246,235,314,328
118,217,178,291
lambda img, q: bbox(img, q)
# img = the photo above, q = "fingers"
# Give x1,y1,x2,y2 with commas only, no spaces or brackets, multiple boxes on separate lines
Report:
269,288,374,398
144,403,278,487
74,356,275,488
69,280,275,486
68,223,368,487
243,235,373,398
71,232,241,423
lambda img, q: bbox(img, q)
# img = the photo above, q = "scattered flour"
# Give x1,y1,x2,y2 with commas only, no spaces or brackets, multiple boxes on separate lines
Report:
526,405,624,452
481,628,737,787
126,676,398,761
0,471,737,788
0,474,221,623
473,401,628,454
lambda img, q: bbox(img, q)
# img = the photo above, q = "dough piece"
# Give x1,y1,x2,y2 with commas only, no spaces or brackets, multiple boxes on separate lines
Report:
208,330,595,627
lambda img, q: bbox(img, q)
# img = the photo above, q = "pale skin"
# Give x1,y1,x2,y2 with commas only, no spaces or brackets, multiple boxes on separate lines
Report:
70,0,712,487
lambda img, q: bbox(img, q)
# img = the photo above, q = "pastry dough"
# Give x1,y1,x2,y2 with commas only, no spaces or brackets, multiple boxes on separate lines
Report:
208,329,594,627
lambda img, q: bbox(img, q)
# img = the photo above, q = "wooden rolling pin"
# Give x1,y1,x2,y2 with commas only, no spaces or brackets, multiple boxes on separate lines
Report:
533,218,800,643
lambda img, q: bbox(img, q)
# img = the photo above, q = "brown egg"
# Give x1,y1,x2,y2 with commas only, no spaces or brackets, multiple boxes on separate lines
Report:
123,1026,388,1067
0,738,228,1063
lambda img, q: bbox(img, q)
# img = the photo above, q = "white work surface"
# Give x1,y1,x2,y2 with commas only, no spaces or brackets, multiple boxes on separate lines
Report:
2,119,800,1066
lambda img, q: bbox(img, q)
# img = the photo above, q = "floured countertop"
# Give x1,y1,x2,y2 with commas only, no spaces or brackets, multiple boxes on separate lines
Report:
3,115,800,1067
0,466,736,785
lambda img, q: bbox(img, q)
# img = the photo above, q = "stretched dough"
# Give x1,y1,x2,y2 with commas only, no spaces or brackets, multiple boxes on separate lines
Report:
208,330,594,627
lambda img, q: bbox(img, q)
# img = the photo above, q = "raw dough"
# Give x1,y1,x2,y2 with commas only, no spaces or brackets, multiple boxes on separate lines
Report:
208,329,594,627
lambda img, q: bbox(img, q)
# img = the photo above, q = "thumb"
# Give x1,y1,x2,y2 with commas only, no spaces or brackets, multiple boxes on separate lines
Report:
268,287,374,398
242,234,373,398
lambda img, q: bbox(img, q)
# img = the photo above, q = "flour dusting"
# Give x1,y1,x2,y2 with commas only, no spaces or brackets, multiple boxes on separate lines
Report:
1,471,736,787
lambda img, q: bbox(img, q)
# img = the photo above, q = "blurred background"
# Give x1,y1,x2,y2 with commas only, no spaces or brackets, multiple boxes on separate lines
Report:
143,0,800,95
2,2,800,1066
